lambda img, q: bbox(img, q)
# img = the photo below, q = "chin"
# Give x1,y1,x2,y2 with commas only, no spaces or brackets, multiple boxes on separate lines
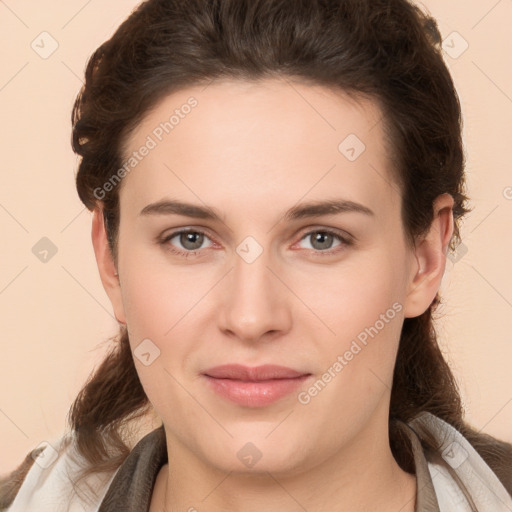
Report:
198,436,313,477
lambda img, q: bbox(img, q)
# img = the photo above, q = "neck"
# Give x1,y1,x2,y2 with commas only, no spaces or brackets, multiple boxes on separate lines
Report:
151,416,417,512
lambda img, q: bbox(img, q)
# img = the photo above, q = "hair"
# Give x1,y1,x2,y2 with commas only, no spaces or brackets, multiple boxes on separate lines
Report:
2,0,512,507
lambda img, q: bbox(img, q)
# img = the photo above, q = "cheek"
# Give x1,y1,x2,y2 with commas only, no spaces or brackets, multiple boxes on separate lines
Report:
119,244,200,334
121,273,171,337
118,257,196,418
296,248,406,398
296,251,405,338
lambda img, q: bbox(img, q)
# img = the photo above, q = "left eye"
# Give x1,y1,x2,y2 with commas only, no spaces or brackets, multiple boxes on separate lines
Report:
296,230,348,252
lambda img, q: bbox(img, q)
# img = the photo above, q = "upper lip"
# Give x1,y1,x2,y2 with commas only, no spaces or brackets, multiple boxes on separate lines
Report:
203,364,310,381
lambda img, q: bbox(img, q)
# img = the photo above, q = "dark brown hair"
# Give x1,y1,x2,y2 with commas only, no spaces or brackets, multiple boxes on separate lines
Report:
2,0,512,507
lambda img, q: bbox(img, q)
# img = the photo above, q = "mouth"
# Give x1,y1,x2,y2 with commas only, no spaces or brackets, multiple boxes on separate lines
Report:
202,364,312,407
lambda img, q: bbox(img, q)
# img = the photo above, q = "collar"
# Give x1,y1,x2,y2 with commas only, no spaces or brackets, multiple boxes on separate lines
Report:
98,424,168,511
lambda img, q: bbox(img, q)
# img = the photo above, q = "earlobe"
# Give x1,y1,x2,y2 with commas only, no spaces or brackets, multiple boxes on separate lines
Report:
91,207,126,324
403,193,455,318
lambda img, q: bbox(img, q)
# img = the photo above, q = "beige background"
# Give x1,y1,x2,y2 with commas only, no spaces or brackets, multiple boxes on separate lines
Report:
1,1,511,473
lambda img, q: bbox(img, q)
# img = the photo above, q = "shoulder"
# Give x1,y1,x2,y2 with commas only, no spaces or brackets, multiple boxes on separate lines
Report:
1,432,119,512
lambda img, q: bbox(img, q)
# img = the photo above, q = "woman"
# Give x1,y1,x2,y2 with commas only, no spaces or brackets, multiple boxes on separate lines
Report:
1,0,511,510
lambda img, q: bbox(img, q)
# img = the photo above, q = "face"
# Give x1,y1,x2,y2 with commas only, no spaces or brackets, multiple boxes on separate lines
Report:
104,78,426,476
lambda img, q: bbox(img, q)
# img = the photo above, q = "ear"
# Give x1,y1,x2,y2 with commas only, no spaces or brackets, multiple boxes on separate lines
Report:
403,193,455,318
91,207,126,324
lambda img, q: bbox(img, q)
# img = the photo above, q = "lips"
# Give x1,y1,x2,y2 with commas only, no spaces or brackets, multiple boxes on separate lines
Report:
203,364,308,381
202,364,312,407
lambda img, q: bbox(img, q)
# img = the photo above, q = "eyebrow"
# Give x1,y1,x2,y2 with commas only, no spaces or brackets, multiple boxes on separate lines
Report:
139,198,374,222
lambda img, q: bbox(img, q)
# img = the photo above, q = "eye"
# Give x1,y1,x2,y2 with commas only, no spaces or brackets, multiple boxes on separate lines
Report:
160,229,214,257
295,229,353,256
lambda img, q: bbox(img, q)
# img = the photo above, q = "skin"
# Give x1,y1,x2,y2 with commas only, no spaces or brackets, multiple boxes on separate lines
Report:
92,78,454,512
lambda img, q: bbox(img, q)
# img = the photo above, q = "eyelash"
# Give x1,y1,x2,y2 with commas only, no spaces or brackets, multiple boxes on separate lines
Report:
158,227,354,259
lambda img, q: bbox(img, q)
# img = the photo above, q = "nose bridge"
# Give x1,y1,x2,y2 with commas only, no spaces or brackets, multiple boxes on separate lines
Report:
218,237,290,340
233,243,272,299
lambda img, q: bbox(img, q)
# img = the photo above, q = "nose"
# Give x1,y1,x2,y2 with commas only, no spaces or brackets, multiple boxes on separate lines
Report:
217,244,292,344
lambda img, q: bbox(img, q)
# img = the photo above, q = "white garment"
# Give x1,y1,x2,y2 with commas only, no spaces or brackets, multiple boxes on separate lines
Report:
414,414,512,511
6,412,512,511
6,432,119,512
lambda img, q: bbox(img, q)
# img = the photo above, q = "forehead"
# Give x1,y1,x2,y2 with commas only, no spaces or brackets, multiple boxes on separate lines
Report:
119,78,399,222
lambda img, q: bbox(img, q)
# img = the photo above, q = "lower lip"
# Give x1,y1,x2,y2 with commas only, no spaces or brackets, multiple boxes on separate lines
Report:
203,375,311,407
